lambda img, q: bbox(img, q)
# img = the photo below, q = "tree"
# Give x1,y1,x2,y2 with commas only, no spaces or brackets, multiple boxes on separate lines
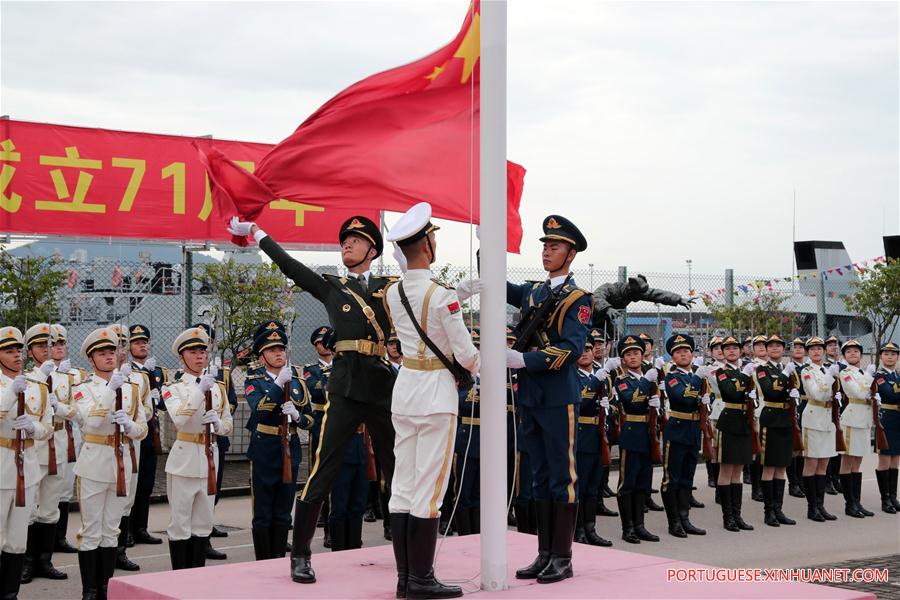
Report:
0,249,67,331
196,258,295,362
844,258,900,365
703,287,800,339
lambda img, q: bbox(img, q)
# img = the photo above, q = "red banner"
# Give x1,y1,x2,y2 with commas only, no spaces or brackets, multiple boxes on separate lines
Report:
0,120,378,248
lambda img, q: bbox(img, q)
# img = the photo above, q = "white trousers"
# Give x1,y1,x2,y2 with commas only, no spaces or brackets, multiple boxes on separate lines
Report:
76,477,128,550
59,422,83,503
0,484,38,553
166,474,214,541
32,463,66,524
389,413,456,519
123,442,140,516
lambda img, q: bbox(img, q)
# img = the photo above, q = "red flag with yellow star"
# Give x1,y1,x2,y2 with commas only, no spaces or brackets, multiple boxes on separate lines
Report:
203,0,525,252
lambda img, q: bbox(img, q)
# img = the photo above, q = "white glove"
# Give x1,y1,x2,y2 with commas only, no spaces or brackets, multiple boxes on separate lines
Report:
875,392,882,405
150,389,161,404
227,216,255,237
599,397,610,410
113,409,135,434
282,401,300,421
108,370,125,390
391,242,408,273
826,364,840,378
742,364,755,376
695,365,711,379
274,365,292,388
654,357,666,369
603,357,621,372
789,389,800,399
12,375,27,395
202,409,223,433
119,363,132,379
48,392,59,412
59,359,71,373
594,368,609,381
748,389,757,400
207,363,219,380
643,368,658,383
701,394,711,405
866,364,876,376
834,391,842,402
198,373,216,392
506,349,526,369
456,278,482,302
692,357,704,368
13,415,36,436
144,357,156,371
649,396,661,408
39,360,55,376
782,363,795,377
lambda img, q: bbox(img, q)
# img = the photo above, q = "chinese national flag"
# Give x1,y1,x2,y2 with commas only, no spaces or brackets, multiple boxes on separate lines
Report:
202,0,525,252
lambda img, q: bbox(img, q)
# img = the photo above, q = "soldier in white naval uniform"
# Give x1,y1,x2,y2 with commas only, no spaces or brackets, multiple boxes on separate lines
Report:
798,336,839,523
0,326,53,599
73,327,147,600
48,324,85,555
385,203,480,600
22,323,71,583
162,328,233,570
836,340,875,518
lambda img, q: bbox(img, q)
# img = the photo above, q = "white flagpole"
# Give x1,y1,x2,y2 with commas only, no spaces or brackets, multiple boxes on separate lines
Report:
479,0,508,592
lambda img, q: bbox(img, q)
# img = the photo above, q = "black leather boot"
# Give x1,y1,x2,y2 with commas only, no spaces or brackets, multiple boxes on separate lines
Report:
290,499,321,584
789,458,805,497
131,496,162,545
515,499,552,578
742,464,751,484
581,498,612,546
270,525,289,559
841,473,863,518
191,536,208,568
251,528,271,561
469,507,480,535
706,461,717,488
853,472,874,516
346,516,364,550
98,546,117,600
772,479,795,525
890,468,900,511
689,492,704,508
633,493,659,541
644,492,663,512
720,484,739,531
573,502,587,544
750,463,763,502
2,552,25,600
31,522,68,579
804,475,824,521
168,539,190,570
661,489,686,538
55,503,78,553
596,495,617,517
211,525,228,538
731,484,754,530
115,518,140,571
406,517,462,599
762,480,778,526
828,457,841,493
77,549,98,600
677,488,705,535
816,474,837,520
20,524,36,584
514,502,532,534
454,509,472,536
876,470,896,514
329,518,347,552
537,503,577,584
617,493,639,543
390,513,409,599
206,537,227,560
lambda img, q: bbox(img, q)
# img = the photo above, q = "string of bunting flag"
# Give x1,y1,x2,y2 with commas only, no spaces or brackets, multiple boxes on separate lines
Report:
688,255,888,302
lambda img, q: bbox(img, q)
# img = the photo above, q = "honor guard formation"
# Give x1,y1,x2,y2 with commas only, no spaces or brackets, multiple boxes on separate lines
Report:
0,208,896,600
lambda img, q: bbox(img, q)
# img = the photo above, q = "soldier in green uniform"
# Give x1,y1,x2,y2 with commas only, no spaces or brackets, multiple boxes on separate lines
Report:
227,215,398,585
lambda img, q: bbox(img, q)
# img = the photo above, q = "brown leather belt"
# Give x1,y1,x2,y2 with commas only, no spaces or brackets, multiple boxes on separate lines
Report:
335,339,386,358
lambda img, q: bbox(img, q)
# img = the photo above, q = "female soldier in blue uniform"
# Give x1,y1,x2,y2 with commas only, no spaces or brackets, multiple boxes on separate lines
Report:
875,342,900,513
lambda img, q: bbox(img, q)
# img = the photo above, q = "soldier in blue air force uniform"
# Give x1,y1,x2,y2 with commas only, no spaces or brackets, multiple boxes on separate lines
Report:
244,328,314,561
874,342,900,514
454,329,482,537
505,215,592,584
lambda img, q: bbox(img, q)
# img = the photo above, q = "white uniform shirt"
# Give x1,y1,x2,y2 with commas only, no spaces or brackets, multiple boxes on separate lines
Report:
800,363,836,432
0,373,53,489
163,375,233,478
838,366,874,429
386,269,479,417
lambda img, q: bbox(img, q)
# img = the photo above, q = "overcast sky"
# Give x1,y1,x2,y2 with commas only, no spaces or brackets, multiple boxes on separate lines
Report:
2,1,897,277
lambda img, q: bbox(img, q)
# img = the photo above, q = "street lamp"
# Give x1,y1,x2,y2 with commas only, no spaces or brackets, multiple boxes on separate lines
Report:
686,259,693,325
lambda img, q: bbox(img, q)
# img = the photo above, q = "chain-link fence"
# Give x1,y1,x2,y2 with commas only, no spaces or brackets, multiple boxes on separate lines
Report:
25,255,864,458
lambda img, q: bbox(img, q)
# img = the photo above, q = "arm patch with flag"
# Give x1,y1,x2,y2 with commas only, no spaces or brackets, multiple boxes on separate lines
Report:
447,301,460,315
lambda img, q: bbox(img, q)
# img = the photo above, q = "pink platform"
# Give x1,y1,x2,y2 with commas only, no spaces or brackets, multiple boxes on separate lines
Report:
109,531,872,599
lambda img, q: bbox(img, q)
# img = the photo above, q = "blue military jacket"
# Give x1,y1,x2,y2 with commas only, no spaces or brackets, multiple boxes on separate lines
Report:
303,361,332,440
662,366,703,447
245,367,314,464
506,278,592,408
876,368,900,433
609,367,654,453
576,369,602,455
457,379,480,459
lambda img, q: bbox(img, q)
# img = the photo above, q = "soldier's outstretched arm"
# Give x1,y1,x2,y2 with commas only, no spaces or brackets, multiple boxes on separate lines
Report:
640,287,685,307
507,281,529,309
